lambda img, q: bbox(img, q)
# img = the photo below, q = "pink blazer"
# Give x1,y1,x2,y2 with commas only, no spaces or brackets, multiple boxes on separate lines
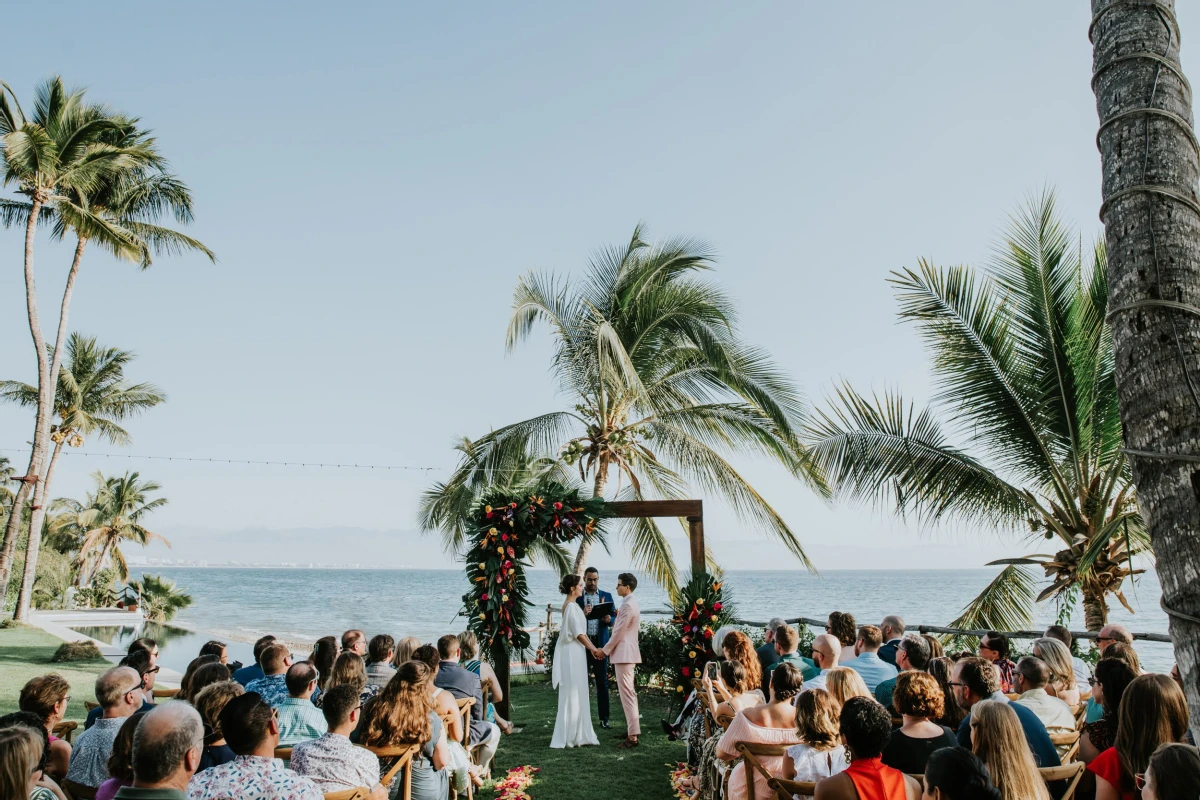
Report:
604,594,641,664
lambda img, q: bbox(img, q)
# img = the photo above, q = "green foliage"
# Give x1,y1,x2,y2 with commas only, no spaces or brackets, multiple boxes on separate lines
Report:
667,572,736,694
5,533,76,612
127,573,192,622
73,566,119,609
51,640,103,662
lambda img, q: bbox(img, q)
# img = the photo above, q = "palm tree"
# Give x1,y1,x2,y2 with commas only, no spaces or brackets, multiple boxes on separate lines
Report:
1090,0,1200,733
127,573,192,622
806,193,1145,632
50,471,170,587
423,226,825,593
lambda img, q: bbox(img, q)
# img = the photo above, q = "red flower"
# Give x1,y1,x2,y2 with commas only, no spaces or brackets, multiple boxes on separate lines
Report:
510,502,518,508
713,602,723,611
554,501,563,510
681,666,690,677
502,533,509,541
482,593,490,601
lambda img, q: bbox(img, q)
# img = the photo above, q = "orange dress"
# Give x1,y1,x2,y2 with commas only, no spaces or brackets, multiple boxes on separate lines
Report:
844,756,908,800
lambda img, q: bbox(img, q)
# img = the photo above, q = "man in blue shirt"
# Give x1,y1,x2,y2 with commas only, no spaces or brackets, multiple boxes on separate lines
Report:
85,650,155,730
245,643,293,707
951,657,1060,768
845,625,898,693
233,635,278,687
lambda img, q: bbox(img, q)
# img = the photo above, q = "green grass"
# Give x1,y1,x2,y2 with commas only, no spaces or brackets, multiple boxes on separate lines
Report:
0,625,111,723
480,676,684,800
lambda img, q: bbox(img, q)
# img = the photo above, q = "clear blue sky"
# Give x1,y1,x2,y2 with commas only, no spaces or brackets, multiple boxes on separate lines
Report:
4,3,1194,571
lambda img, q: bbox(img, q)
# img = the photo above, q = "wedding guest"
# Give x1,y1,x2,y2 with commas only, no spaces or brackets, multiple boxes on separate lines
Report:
0,711,65,800
874,634,930,710
716,663,803,800
232,635,276,687
432,635,500,771
845,625,898,693
1140,743,1200,800
921,634,944,660
341,630,367,657
244,643,292,707
1030,638,1081,705
290,685,385,799
782,688,848,790
769,625,819,683
457,631,514,734
319,652,372,708
881,671,957,775
198,641,227,666
1086,641,1143,725
410,645,466,746
812,696,921,799
193,681,242,773
123,703,203,800
276,663,327,746
359,661,449,800
922,747,1001,800
688,660,764,799
878,616,905,666
949,658,1059,768
757,617,787,682
968,701,1052,800
1044,625,1091,693
95,712,146,800
977,633,1016,694
1,725,49,800
188,692,322,800
391,637,421,670
1096,624,1133,654
825,667,872,708
1080,658,1137,763
826,612,858,665
87,651,156,730
928,657,967,730
309,636,339,693
721,630,767,703
365,636,397,689
179,663,230,706
805,634,841,693
1089,674,1190,800
67,666,143,791
19,674,72,781
128,638,158,667
1011,656,1074,756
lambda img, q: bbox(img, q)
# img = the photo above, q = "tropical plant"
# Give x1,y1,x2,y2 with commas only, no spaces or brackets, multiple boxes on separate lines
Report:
127,573,192,622
423,226,825,594
806,193,1145,632
49,470,170,587
0,455,14,508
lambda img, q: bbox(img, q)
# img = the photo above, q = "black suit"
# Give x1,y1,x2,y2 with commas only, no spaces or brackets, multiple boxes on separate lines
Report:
434,660,491,745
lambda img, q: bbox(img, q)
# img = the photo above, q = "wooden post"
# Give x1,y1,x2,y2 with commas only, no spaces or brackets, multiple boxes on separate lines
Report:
687,515,705,574
605,498,706,574
491,639,512,721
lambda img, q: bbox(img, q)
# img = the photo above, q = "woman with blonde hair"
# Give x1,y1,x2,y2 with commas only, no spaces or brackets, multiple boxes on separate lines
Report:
0,725,43,800
921,634,945,660
969,700,1051,800
392,636,421,669
782,688,848,789
317,651,372,708
360,661,450,800
825,667,871,707
1031,637,1080,705
1089,673,1189,800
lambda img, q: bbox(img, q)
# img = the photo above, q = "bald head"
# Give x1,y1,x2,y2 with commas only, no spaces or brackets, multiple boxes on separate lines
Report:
97,666,142,713
881,615,905,641
811,633,841,669
1099,624,1132,654
133,703,203,789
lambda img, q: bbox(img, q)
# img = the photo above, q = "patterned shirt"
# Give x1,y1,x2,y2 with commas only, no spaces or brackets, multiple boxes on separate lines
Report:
583,591,602,637
245,674,291,707
994,658,1018,694
276,698,329,746
187,755,323,800
67,716,126,788
290,732,381,792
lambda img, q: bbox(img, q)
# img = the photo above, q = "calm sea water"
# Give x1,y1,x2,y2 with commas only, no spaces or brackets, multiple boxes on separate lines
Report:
113,567,1173,674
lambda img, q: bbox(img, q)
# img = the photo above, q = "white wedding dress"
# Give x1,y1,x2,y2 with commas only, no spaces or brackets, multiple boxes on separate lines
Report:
550,602,599,748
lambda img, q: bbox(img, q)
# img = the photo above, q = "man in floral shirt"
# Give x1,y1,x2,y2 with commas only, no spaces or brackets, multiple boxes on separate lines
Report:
187,692,322,800
290,685,384,799
245,644,293,708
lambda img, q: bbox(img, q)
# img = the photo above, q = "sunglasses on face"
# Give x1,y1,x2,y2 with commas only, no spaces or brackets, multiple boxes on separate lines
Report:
1088,676,1098,686
948,681,969,689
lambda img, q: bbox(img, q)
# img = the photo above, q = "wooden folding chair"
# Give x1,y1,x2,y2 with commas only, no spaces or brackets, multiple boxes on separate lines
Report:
1040,762,1086,800
1049,730,1082,763
455,697,475,746
84,701,99,712
153,687,180,699
324,789,369,800
1074,702,1089,730
715,713,734,730
274,746,293,763
52,720,78,744
363,743,420,800
735,741,793,800
767,777,817,800
61,778,98,800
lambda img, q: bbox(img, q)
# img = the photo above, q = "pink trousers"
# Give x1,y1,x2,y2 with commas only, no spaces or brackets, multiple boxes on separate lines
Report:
614,662,640,736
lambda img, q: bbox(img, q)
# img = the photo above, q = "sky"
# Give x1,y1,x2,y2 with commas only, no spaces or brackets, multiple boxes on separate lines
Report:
3,3,1194,574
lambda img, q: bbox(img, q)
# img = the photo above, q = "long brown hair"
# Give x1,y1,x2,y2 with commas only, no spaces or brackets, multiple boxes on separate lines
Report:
1115,674,1190,790
970,701,1050,800
310,636,339,690
361,661,434,747
720,630,760,692
794,688,840,750
928,656,966,728
327,652,367,694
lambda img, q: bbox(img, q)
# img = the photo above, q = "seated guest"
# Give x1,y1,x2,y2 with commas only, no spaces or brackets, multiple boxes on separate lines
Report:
805,634,841,692
977,632,1016,694
179,656,220,702
457,631,514,734
768,625,819,682
277,663,328,746
87,651,156,730
949,657,1059,768
121,702,203,800
67,666,144,791
1044,624,1090,694
341,629,367,657
179,663,230,706
826,612,858,665
1032,636,1081,705
969,701,1052,800
686,660,763,799
193,681,243,773
188,692,322,800
365,635,397,689
874,634,930,710
719,630,766,704
414,643,480,792
431,635,501,771
783,688,848,789
1141,742,1200,800
1089,674,1190,800
244,643,292,707
199,640,228,666
359,661,450,800
128,638,159,667
291,685,385,799
1080,658,1137,763
1011,656,1075,754
813,696,921,800
881,672,957,775
825,667,872,708
0,711,64,800
233,635,276,687
922,746,1001,800
920,634,944,660
391,636,421,670
877,615,905,666
0,724,49,800
845,625,898,693
756,617,787,685
309,636,340,694
716,663,803,800
318,652,373,708
96,712,146,800
1083,625,1135,724
19,673,73,781
927,657,966,730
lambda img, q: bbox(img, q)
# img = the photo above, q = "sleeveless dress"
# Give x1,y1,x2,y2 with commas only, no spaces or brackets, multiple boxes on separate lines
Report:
844,756,908,800
717,711,801,800
433,685,472,792
463,658,497,723
550,602,600,748
786,743,849,794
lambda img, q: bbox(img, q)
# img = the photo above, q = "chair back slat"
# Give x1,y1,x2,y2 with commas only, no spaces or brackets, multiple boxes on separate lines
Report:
84,700,99,712
274,746,293,761
735,742,792,800
1040,762,1086,800
52,719,78,744
455,697,475,746
1048,730,1082,762
768,777,816,800
153,687,180,699
362,742,421,788
324,789,369,800
715,713,735,730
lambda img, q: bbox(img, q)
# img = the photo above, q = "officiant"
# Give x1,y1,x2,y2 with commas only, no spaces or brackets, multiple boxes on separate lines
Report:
578,566,615,728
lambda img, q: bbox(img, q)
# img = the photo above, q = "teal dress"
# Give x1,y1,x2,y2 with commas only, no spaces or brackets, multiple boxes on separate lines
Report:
463,659,497,723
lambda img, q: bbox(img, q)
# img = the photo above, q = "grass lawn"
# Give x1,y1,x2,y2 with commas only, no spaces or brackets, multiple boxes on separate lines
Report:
0,624,111,724
479,676,685,800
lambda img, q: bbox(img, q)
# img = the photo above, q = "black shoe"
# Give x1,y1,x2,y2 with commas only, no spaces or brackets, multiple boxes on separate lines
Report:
661,719,680,741
600,720,611,729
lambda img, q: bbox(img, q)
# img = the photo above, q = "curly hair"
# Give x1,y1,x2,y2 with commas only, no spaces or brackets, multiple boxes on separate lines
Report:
720,630,760,693
411,644,441,673
18,674,70,723
894,671,944,720
827,611,857,648
839,696,892,759
794,688,841,750
361,661,434,748
194,681,244,744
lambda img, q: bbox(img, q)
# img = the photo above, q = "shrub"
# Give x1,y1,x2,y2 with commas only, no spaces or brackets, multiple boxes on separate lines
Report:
52,640,103,662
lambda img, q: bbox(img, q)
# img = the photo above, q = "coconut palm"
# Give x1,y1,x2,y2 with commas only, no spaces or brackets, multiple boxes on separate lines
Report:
806,192,1146,632
424,226,825,593
127,573,192,622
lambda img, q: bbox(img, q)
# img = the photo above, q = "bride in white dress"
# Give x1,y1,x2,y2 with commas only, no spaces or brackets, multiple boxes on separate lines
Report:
550,574,600,749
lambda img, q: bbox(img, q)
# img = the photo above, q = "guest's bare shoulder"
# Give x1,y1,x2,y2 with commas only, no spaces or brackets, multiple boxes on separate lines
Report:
813,772,855,800
904,774,922,799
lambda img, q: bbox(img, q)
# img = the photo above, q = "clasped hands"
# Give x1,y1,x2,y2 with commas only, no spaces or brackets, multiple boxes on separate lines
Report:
589,644,607,660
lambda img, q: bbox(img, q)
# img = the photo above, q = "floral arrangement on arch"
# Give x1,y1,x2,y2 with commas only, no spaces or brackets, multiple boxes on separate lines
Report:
671,571,736,694
462,482,608,653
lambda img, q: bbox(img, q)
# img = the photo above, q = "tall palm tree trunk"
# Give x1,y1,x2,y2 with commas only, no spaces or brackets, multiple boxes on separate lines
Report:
14,237,88,621
1090,0,1200,736
571,464,610,575
1082,584,1109,632
0,481,32,600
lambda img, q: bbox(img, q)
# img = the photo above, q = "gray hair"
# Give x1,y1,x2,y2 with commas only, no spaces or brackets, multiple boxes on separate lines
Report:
766,617,787,635
898,633,930,671
132,703,203,783
96,666,141,709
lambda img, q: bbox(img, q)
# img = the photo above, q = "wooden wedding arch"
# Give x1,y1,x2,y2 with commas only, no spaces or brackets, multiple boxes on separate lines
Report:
605,499,706,573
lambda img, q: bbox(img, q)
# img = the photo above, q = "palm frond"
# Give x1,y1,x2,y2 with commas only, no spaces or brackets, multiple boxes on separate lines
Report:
949,565,1036,632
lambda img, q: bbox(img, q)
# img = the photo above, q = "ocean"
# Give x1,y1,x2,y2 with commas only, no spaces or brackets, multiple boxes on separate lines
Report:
85,566,1174,675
